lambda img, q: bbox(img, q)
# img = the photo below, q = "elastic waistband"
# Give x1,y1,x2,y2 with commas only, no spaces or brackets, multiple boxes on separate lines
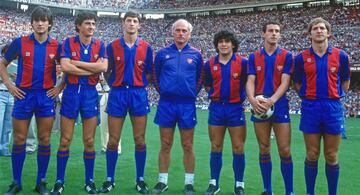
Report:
65,84,96,90
111,85,145,90
19,88,48,92
160,95,195,104
210,100,242,105
302,98,341,103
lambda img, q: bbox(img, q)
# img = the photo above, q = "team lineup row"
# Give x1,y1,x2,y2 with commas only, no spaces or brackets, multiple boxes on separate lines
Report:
0,5,350,195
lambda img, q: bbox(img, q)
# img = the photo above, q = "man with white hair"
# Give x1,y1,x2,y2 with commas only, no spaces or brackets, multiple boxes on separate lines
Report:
152,19,204,195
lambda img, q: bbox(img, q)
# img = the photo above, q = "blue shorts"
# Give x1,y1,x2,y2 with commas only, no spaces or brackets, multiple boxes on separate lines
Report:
106,86,150,117
251,97,290,123
208,101,246,127
60,85,99,119
12,89,55,119
154,99,197,129
300,99,344,135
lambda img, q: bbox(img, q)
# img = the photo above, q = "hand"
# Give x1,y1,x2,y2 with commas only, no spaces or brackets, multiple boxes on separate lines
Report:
46,86,62,99
249,97,267,115
5,82,25,99
261,98,275,111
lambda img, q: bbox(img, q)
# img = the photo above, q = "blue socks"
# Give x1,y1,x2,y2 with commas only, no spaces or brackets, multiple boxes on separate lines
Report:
84,150,96,184
56,149,69,183
135,144,147,182
11,144,26,186
106,144,119,182
305,159,318,195
210,151,222,188
281,156,293,195
326,163,339,195
36,144,51,184
233,153,245,183
259,153,272,194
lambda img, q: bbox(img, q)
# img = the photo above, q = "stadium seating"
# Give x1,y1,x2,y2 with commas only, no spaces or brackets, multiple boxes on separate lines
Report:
0,4,359,116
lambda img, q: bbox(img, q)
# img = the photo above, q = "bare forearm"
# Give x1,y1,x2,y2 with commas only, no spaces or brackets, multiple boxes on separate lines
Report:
270,75,290,103
246,77,256,102
61,63,93,75
71,59,107,73
342,80,350,93
0,61,12,86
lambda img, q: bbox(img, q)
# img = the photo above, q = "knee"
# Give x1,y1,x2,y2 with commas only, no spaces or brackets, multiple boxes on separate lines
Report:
38,135,50,146
232,143,245,154
161,139,173,153
324,151,338,164
134,135,145,147
60,136,72,149
83,137,95,148
108,136,120,147
278,146,291,157
211,142,223,152
259,142,271,154
182,141,193,153
13,133,26,145
306,149,320,161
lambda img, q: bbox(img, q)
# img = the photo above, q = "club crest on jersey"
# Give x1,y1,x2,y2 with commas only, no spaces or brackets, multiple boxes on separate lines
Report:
233,72,239,79
165,55,170,59
213,66,218,71
307,58,312,63
72,52,76,57
49,54,55,59
330,66,337,73
277,65,283,71
187,58,193,64
257,66,262,71
116,56,121,61
25,52,30,57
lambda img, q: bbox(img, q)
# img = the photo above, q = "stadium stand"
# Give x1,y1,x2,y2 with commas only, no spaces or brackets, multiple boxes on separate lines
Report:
0,4,359,117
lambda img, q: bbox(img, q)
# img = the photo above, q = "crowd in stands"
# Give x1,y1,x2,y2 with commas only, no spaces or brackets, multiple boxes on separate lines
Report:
27,0,297,10
0,4,359,116
36,0,129,9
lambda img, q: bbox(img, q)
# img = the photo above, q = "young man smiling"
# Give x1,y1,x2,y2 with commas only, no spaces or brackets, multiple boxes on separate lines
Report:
203,30,248,195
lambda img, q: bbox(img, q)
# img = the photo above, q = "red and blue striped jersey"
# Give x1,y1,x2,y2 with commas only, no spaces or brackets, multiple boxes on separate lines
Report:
3,33,60,89
294,46,350,99
106,37,153,87
60,35,106,86
248,47,293,97
204,54,248,103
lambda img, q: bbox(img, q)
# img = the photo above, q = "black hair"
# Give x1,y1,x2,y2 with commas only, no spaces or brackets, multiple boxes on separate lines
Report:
262,21,281,33
213,30,239,53
31,6,53,31
75,11,97,32
123,11,141,23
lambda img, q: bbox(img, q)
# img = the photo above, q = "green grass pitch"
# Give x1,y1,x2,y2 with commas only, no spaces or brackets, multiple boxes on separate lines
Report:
0,111,359,194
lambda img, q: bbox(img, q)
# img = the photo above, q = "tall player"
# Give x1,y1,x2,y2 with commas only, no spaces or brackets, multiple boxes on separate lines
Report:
0,6,62,195
294,17,350,195
203,30,247,195
50,12,108,195
246,22,294,195
152,19,204,195
98,11,153,194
